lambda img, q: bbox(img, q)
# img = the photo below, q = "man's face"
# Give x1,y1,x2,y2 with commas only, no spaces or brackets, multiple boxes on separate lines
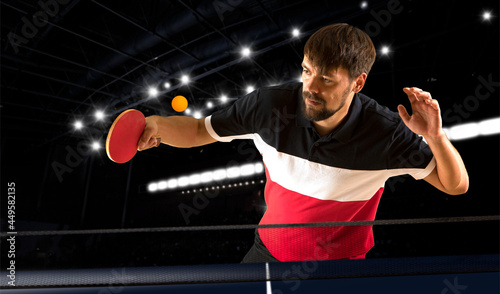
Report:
301,56,354,122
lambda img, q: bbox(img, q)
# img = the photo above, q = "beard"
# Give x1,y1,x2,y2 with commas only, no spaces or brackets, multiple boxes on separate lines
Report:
301,86,350,122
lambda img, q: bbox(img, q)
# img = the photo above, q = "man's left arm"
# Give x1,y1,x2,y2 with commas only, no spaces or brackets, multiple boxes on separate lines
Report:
397,87,469,195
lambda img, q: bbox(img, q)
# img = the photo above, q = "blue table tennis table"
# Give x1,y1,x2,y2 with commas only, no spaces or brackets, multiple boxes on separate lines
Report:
1,254,498,293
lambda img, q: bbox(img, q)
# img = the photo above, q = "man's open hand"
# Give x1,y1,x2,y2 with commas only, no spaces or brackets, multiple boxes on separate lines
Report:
398,87,444,139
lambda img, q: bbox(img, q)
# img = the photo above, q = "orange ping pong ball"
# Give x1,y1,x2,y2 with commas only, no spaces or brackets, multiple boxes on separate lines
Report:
171,95,188,112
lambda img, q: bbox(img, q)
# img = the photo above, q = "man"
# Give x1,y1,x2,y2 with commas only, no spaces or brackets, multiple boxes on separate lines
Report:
138,24,468,262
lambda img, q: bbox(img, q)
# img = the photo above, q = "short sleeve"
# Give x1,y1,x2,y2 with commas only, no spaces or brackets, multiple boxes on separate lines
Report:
387,121,436,180
205,90,260,142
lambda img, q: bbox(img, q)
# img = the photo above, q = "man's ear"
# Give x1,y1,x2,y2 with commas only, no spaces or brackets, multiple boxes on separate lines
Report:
352,73,367,93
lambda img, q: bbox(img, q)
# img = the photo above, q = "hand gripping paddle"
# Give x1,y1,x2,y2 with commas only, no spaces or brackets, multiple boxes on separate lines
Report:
106,109,160,163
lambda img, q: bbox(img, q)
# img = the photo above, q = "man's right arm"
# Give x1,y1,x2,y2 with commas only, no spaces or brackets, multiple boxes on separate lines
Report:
138,115,217,151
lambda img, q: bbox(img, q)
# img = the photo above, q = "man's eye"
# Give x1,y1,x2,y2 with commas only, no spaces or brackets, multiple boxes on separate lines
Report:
302,68,310,74
323,77,332,83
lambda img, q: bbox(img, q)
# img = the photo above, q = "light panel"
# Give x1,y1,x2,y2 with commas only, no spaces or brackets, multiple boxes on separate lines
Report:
158,181,167,190
147,162,265,193
444,117,500,141
240,163,255,176
213,169,227,180
227,167,241,178
178,176,189,187
167,179,178,189
478,117,500,135
189,174,201,185
200,171,213,183
148,183,158,192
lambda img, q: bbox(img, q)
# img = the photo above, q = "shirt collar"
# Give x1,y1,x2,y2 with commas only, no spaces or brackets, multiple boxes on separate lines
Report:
296,87,362,143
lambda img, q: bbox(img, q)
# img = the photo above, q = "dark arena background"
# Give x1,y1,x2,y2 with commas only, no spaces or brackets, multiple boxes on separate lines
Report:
1,0,499,293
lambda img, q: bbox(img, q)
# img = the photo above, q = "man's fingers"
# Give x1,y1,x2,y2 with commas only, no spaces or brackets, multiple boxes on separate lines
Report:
403,87,419,102
154,137,161,147
404,87,436,107
138,129,154,149
405,87,423,93
139,117,159,148
411,89,439,111
138,133,162,151
416,90,432,102
138,138,153,151
427,99,440,111
397,104,411,124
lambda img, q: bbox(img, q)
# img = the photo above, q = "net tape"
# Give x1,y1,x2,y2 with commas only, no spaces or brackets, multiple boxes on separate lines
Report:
1,215,498,237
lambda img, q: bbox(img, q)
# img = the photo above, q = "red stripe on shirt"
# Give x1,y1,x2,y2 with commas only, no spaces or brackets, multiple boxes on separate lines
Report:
258,165,383,261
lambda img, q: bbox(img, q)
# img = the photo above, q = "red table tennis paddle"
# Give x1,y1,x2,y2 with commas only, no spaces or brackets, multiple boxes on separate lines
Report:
106,109,160,163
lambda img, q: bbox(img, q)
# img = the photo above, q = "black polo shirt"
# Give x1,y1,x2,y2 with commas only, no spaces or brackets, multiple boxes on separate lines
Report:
205,82,435,261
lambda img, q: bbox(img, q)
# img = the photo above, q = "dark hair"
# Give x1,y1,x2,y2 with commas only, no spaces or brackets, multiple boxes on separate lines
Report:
304,23,376,80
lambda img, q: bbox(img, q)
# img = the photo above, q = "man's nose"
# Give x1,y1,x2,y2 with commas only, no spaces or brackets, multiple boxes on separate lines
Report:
303,76,319,94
